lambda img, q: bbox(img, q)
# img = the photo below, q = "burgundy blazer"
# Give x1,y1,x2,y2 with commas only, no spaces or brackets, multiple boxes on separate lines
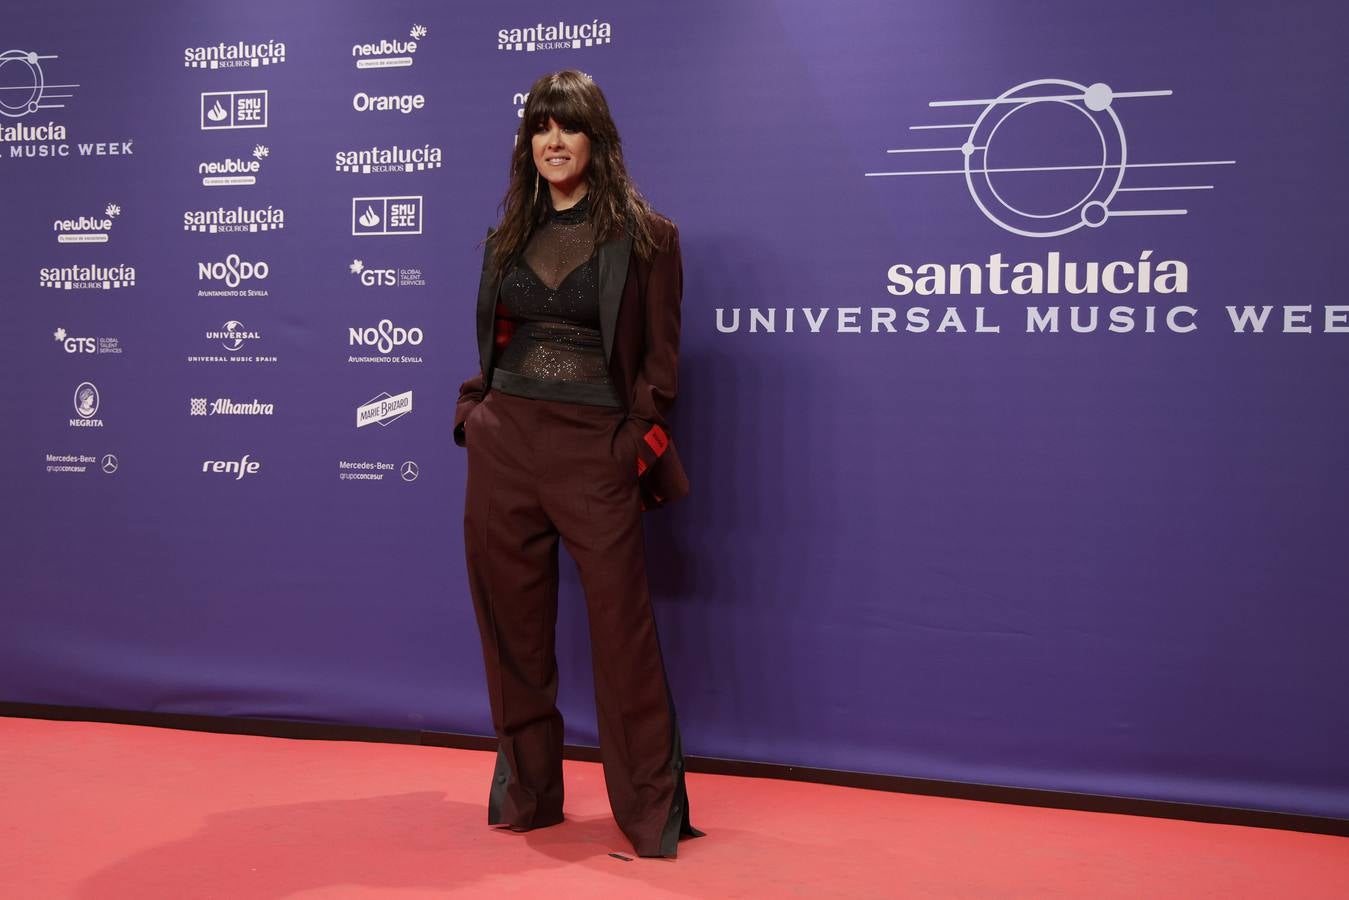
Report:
453,214,688,510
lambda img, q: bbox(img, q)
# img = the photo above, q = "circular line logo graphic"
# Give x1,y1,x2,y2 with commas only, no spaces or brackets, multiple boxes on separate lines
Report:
74,381,100,418
868,78,1235,237
400,460,419,482
0,50,44,117
962,79,1124,237
101,454,118,474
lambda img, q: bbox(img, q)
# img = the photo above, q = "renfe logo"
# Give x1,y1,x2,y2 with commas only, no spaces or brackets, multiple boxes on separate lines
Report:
202,454,260,479
201,90,268,130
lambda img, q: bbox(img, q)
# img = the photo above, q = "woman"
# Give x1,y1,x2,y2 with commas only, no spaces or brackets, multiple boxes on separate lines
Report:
452,69,701,859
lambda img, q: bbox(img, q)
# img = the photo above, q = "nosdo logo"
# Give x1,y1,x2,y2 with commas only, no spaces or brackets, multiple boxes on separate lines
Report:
356,390,412,428
39,263,136,290
353,24,427,69
200,144,269,186
53,326,121,355
349,318,424,354
867,77,1235,238
202,454,260,479
206,320,261,352
70,381,102,428
53,203,120,243
352,91,424,115
184,39,286,69
335,142,442,174
352,196,421,236
498,20,612,52
348,259,426,288
0,49,76,118
183,205,284,233
198,253,270,288
201,90,267,130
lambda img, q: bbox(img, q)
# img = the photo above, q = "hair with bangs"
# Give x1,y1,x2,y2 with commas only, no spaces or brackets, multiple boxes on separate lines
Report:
488,70,658,273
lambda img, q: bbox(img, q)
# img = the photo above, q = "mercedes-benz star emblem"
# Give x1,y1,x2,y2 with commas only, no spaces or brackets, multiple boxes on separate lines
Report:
101,454,118,474
400,460,419,482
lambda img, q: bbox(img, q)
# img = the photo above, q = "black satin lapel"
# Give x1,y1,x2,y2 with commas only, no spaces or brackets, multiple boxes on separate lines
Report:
596,235,633,365
475,250,501,378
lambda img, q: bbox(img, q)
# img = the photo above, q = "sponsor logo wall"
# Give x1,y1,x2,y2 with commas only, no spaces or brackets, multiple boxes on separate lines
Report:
5,1,1347,826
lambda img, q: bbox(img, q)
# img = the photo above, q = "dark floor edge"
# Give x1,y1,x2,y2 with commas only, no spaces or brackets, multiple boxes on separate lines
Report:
4,700,1345,838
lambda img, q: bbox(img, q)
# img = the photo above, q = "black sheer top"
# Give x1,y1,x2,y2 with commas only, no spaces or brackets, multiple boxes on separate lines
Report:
492,193,620,407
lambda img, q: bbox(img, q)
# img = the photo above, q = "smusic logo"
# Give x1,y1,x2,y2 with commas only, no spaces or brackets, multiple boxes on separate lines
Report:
352,196,422,236
201,90,268,130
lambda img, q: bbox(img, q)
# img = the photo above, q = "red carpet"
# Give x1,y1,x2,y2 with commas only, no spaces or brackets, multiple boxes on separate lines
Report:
1,717,1344,898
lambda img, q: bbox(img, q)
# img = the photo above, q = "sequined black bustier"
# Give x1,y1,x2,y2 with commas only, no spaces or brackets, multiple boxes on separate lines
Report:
492,193,620,407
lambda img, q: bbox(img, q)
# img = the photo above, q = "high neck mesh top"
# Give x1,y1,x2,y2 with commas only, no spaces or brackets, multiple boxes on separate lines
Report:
491,192,620,407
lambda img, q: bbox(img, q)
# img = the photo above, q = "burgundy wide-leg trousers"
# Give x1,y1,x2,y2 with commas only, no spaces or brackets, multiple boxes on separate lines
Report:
463,388,699,858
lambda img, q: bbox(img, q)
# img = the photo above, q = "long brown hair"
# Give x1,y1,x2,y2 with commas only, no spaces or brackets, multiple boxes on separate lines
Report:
489,70,658,274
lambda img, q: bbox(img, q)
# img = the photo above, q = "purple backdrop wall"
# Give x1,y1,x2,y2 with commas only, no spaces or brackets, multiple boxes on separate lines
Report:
3,0,1347,820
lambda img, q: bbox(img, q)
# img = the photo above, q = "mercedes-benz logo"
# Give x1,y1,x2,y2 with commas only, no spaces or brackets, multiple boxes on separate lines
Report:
400,460,419,482
101,454,118,474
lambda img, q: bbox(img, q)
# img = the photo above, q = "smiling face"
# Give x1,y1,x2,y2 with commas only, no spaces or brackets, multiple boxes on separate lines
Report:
531,116,591,197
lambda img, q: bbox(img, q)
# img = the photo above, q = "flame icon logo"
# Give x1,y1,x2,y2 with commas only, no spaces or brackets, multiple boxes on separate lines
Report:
358,205,381,228
207,99,228,122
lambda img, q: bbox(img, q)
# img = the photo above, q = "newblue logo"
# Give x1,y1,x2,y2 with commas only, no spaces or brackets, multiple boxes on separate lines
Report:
352,24,427,69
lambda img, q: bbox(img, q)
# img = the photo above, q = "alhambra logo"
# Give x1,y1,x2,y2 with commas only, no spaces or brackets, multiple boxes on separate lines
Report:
497,20,612,52
353,24,427,69
865,77,1234,237
184,39,286,69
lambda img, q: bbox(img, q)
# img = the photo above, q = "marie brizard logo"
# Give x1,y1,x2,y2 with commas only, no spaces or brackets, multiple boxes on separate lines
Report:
0,49,77,118
866,78,1235,237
